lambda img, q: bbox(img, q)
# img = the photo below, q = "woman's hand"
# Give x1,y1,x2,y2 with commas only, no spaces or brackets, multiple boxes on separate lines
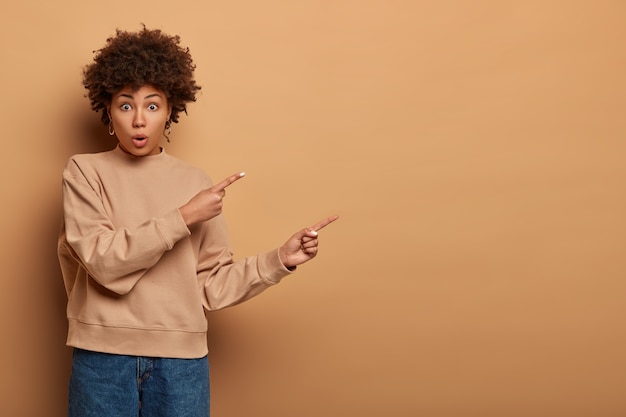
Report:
279,215,339,269
179,172,245,226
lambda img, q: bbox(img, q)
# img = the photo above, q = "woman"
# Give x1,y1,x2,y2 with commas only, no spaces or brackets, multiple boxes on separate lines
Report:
58,26,337,416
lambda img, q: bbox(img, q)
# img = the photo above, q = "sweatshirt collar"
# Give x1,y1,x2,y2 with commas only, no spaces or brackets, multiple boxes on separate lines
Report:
112,144,167,162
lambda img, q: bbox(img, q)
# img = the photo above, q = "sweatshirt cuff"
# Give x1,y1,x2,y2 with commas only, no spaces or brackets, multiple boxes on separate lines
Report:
258,248,295,284
159,209,191,249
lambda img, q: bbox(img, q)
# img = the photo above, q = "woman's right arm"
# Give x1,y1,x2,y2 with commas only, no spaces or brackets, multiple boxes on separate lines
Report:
61,165,190,295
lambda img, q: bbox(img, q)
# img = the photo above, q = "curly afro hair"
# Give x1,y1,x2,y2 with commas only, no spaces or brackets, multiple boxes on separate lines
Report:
83,26,201,126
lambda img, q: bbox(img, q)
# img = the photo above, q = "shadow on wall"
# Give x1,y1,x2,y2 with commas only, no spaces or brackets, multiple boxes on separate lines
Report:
6,191,73,416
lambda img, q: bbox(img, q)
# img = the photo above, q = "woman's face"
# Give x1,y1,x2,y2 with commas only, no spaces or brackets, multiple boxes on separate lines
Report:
108,85,172,157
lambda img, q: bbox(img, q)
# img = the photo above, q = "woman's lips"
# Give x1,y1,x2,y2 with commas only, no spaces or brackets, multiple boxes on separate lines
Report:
133,136,147,147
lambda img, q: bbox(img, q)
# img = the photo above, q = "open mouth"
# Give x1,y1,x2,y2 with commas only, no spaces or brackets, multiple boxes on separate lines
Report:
133,136,148,147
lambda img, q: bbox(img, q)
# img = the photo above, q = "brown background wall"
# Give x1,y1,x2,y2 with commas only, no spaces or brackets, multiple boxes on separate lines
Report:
1,1,625,416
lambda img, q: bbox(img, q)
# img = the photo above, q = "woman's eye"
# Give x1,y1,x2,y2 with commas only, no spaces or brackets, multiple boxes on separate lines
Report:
120,104,131,111
148,104,158,111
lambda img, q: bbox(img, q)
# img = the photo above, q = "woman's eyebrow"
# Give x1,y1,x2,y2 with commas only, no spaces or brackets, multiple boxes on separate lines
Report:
116,93,163,100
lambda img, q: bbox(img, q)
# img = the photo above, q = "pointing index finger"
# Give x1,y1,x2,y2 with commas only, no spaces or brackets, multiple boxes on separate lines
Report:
310,215,339,233
211,172,246,192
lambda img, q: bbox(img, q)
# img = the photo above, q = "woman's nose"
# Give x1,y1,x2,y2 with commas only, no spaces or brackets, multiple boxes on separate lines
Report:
133,109,146,127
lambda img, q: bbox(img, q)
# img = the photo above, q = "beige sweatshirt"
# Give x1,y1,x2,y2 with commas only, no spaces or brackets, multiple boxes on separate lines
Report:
58,146,292,358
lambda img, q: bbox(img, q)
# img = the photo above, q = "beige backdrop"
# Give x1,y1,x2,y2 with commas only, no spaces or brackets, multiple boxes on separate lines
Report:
1,1,625,416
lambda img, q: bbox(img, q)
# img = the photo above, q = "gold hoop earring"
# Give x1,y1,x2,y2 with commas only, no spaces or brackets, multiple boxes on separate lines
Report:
108,123,115,136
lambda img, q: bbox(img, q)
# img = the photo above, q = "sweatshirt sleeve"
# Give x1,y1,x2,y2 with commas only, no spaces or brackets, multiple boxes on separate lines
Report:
61,160,191,295
195,213,294,311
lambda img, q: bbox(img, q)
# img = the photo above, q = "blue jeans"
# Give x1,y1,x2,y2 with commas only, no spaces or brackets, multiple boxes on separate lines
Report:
68,348,210,417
